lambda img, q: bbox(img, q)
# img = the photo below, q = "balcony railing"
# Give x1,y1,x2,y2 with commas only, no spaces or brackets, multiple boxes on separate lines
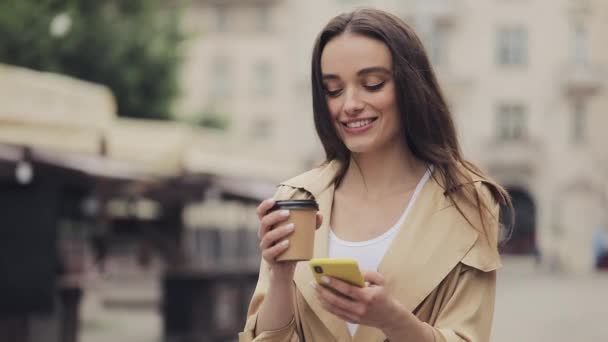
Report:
481,137,543,176
434,67,473,94
562,63,605,97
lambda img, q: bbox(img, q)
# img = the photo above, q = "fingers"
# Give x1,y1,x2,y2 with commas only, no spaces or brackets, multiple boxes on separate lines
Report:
320,276,366,301
362,271,385,286
259,223,295,250
256,198,294,263
316,212,323,229
318,296,360,323
256,198,275,220
256,198,276,240
313,281,364,319
262,239,290,262
258,209,290,239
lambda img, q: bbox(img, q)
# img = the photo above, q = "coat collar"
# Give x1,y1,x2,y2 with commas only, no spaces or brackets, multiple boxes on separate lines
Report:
281,160,495,342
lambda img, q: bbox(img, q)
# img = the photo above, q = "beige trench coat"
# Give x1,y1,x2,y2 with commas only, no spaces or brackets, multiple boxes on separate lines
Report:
239,160,501,342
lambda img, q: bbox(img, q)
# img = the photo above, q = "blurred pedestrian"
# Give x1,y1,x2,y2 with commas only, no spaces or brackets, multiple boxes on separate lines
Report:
592,225,608,269
241,8,513,342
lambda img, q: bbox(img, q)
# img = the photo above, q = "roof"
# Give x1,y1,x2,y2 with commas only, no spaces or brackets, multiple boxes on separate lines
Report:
0,63,115,130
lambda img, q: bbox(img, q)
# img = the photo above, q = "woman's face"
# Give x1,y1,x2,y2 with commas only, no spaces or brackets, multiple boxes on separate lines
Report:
321,33,401,154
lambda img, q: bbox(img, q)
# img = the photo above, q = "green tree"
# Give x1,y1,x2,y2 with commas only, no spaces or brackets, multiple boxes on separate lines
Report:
197,109,231,130
0,0,184,120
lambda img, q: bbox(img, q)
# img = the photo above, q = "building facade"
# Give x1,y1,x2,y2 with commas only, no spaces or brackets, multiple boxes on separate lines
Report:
175,0,608,272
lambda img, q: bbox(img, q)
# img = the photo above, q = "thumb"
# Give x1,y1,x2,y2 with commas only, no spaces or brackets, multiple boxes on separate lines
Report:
362,271,385,286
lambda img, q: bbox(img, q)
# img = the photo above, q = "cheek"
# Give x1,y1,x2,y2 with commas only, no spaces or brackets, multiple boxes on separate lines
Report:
372,89,396,113
372,89,400,130
327,98,342,121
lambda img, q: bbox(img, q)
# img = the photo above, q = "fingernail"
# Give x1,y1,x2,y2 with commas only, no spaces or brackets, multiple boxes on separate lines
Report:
309,281,317,289
280,210,290,217
321,276,330,284
285,223,295,232
281,240,289,246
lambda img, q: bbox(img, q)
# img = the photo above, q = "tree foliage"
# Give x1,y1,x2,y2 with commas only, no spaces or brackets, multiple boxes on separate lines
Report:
0,0,184,120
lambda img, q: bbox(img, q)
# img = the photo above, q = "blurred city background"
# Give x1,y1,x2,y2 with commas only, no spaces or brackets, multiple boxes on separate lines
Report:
0,0,606,341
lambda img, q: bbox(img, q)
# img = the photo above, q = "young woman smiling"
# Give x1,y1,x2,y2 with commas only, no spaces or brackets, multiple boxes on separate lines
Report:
240,8,512,342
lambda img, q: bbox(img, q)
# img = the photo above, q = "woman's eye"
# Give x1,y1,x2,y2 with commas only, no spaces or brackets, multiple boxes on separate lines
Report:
364,81,385,91
325,88,343,97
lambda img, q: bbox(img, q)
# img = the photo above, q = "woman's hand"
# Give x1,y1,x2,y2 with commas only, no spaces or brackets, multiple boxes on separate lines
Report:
311,271,401,329
312,271,434,340
254,199,322,334
256,198,323,280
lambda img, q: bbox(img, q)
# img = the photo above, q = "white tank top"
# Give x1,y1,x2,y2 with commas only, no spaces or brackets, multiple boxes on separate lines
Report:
328,167,432,336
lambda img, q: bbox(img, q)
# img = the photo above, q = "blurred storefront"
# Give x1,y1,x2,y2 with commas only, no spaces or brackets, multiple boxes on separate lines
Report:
0,64,283,341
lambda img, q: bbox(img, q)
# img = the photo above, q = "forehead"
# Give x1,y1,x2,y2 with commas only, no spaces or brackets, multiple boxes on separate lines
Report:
321,33,392,75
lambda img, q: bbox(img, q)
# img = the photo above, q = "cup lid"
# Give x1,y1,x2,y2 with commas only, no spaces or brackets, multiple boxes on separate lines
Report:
270,199,319,211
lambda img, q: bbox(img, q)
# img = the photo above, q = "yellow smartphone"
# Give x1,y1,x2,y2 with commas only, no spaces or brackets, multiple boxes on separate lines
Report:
309,258,365,287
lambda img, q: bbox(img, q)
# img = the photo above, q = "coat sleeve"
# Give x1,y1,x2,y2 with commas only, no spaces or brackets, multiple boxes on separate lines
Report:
425,267,497,342
239,185,311,342
238,258,301,342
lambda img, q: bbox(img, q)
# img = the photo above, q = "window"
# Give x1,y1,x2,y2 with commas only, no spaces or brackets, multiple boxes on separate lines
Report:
572,102,586,143
573,24,588,66
497,104,527,141
255,5,271,32
497,27,528,66
253,61,273,97
210,58,231,98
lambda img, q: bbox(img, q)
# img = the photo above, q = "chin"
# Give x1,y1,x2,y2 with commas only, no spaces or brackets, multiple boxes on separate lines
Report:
344,140,377,154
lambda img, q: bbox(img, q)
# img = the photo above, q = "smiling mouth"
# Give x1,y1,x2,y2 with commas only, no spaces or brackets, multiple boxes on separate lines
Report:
342,118,378,128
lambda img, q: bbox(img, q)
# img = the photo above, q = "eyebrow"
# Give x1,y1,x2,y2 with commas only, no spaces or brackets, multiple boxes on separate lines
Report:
322,66,391,80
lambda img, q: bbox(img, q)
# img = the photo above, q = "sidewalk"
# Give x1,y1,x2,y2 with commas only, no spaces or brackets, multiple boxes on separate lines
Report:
492,256,608,341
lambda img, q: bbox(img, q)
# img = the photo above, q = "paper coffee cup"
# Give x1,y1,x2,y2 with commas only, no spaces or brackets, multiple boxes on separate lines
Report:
270,199,318,262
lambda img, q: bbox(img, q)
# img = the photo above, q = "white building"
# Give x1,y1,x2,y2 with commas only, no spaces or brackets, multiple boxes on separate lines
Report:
175,0,608,272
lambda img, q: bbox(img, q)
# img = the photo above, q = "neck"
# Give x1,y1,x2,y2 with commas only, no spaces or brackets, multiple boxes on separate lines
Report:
340,140,427,199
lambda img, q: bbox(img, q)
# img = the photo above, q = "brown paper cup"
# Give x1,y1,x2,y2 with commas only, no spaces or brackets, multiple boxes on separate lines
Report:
270,200,318,262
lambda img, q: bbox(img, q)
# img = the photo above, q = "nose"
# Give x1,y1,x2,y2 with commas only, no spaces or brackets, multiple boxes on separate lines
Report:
343,88,365,116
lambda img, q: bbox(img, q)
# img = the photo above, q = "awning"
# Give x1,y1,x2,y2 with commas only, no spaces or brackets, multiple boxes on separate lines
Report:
0,143,153,183
105,118,194,176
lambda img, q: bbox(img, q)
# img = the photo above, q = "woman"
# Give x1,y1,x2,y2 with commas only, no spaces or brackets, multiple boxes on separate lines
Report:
240,8,512,342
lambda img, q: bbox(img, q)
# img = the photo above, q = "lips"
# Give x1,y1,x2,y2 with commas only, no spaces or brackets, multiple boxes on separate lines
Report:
341,117,377,128
340,117,378,134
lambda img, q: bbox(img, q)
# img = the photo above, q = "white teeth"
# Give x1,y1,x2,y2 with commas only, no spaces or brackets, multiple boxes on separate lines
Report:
346,119,373,128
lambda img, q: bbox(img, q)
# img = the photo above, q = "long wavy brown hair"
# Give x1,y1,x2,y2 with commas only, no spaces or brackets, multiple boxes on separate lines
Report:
311,8,513,244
